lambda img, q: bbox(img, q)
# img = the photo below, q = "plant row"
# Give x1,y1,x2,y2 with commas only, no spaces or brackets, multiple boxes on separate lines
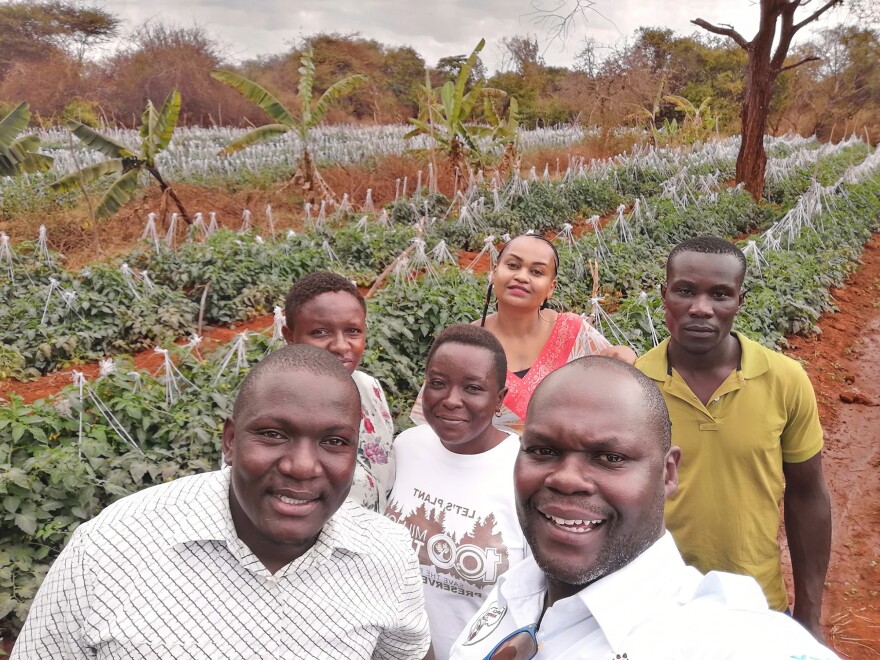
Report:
2,140,878,634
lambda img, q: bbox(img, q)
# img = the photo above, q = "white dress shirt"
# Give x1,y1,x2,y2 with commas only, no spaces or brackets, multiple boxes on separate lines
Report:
449,533,838,659
13,469,430,659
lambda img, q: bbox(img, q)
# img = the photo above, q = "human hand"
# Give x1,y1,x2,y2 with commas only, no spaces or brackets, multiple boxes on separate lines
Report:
601,345,637,365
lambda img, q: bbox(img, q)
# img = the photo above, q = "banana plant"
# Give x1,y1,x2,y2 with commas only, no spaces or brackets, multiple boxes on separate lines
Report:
212,48,367,202
663,95,719,143
405,39,509,173
0,102,53,176
51,90,191,222
485,97,521,176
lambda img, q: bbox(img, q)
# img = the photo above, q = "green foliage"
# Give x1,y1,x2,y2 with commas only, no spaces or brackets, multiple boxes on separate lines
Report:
361,270,486,424
212,50,367,151
316,223,415,285
51,91,184,219
59,99,101,128
405,39,514,170
126,230,329,324
0,333,273,632
0,102,54,177
0,252,197,374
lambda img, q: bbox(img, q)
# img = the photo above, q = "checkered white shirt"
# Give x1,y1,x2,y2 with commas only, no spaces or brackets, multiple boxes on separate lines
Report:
13,469,430,659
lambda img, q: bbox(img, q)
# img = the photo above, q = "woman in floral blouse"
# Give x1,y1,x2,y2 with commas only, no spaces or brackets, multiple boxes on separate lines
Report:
282,271,395,512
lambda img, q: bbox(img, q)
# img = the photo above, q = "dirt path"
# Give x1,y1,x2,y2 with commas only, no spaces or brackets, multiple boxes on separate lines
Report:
784,239,880,658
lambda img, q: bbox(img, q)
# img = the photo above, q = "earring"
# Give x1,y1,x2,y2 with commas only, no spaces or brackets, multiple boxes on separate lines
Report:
494,410,503,418
538,299,554,323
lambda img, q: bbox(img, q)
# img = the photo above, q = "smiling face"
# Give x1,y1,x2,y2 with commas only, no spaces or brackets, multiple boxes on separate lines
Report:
282,291,366,374
491,236,558,311
662,251,745,356
422,342,508,455
222,368,360,572
516,366,679,601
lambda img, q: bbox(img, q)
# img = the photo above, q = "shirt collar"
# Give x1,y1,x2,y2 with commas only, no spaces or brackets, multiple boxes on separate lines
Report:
168,467,238,548
577,532,691,652
169,470,371,566
496,533,693,652
637,332,770,381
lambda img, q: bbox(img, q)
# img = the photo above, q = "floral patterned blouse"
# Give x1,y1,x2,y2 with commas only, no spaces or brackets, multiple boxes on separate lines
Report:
350,370,396,512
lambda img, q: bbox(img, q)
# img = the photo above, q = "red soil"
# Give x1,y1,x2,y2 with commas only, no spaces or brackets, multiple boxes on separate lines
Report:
0,313,274,404
781,239,880,658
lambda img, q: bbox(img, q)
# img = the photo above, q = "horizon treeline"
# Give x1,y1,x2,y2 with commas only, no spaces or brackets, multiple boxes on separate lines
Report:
1,0,878,141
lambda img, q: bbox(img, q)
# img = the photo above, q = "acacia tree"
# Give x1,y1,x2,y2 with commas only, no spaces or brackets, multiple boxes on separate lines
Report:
692,1,846,200
0,0,119,75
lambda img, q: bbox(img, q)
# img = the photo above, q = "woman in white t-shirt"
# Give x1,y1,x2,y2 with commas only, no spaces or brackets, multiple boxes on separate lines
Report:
386,324,528,660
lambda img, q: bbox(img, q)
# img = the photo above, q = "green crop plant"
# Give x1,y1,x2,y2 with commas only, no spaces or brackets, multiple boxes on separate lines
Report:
211,49,367,203
405,39,511,173
0,102,53,177
50,91,191,222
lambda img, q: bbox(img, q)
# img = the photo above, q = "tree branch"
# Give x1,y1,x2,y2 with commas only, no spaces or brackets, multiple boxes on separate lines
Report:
527,0,603,46
772,1,800,70
691,18,749,49
779,55,821,72
793,0,844,32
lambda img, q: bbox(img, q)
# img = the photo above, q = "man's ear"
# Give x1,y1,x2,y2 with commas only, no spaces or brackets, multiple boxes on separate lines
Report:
221,417,236,466
660,283,668,300
281,325,295,344
663,446,681,500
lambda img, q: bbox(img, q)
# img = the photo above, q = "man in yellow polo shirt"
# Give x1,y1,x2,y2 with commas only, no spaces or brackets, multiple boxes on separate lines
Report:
635,236,832,643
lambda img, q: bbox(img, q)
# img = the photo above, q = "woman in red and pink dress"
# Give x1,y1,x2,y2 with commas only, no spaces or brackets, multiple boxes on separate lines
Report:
413,233,635,434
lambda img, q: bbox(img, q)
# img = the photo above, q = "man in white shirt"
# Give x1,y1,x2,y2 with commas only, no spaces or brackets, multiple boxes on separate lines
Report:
449,356,839,659
13,345,431,659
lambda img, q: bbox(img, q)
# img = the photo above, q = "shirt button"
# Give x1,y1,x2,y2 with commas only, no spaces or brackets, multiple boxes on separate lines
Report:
713,397,721,403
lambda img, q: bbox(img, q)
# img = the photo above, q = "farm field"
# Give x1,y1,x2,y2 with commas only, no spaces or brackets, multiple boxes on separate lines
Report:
1,128,880,657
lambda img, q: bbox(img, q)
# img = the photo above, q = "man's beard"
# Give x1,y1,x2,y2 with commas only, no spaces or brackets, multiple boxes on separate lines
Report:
521,494,665,589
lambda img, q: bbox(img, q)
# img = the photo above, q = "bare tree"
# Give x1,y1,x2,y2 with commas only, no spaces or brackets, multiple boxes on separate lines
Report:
692,1,845,200
528,0,598,45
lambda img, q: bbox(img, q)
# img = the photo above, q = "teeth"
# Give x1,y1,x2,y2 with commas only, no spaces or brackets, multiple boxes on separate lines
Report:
545,513,603,528
276,494,310,505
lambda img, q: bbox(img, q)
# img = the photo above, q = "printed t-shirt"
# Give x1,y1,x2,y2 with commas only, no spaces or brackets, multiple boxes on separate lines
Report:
635,333,824,611
386,425,528,659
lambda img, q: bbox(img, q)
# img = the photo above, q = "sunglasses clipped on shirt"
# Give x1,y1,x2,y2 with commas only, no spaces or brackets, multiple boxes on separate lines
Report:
483,623,539,660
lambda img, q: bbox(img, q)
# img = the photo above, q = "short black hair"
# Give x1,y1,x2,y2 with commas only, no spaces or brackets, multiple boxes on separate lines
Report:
233,344,358,419
528,355,671,452
426,323,508,391
666,236,747,284
284,271,366,329
497,233,560,277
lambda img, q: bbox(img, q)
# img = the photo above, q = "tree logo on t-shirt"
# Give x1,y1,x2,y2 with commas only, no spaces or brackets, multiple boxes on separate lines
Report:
386,501,511,590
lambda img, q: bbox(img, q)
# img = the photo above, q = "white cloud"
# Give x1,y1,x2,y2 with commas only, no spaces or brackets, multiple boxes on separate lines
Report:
103,0,852,71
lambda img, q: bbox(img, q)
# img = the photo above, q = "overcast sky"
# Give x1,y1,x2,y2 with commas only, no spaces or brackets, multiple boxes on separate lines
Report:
105,0,852,71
